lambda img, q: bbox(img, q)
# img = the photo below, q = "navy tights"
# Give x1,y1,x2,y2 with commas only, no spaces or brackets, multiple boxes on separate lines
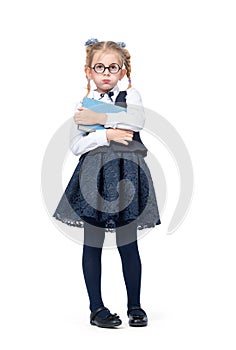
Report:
82,222,142,313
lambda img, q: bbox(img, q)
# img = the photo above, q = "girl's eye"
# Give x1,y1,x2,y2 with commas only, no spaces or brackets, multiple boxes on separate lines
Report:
93,64,106,74
109,64,120,73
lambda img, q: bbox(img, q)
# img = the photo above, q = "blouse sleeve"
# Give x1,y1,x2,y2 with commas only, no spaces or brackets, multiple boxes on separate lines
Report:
69,122,110,156
104,88,145,131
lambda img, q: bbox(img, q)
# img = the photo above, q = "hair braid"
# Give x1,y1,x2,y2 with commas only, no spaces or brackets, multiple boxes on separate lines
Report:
122,48,132,89
84,44,96,96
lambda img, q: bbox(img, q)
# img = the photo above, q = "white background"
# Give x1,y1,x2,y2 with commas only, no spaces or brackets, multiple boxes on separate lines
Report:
1,0,236,349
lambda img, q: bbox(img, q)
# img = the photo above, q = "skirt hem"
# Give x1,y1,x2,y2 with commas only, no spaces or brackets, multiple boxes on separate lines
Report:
53,213,161,233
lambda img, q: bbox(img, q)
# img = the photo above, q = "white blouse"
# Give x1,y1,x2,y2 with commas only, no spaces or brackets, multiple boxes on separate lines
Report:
70,86,145,156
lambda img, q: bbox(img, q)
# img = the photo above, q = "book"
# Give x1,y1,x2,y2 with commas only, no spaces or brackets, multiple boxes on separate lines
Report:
78,97,126,132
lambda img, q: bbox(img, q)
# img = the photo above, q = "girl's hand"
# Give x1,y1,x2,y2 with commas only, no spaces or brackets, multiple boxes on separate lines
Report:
106,128,134,146
74,107,107,125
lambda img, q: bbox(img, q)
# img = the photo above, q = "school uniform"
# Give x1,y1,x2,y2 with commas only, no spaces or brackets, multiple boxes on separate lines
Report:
53,86,161,231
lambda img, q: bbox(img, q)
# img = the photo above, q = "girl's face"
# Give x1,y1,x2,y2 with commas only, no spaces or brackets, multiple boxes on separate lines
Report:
85,50,127,93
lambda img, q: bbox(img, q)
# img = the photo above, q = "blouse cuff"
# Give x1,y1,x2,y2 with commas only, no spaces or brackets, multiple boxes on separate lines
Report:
95,129,110,146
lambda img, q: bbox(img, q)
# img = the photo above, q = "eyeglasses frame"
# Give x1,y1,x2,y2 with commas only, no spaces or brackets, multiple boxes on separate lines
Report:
90,63,122,74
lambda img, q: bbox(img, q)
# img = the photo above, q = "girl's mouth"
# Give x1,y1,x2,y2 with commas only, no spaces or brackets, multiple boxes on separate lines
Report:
102,80,110,84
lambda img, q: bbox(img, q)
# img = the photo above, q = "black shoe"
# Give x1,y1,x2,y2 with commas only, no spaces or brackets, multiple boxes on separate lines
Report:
90,307,122,328
127,307,148,327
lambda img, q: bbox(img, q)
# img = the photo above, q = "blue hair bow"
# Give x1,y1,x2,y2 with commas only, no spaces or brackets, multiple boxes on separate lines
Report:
85,38,99,46
84,38,126,48
117,42,126,48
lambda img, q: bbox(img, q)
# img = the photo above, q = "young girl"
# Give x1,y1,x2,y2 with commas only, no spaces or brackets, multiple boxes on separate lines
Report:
53,39,161,328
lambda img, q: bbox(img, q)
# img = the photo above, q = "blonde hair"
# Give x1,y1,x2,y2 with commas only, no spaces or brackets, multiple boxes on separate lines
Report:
85,41,132,96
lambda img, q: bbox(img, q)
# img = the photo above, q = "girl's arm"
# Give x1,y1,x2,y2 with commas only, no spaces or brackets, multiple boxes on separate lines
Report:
74,88,145,132
104,88,145,131
70,124,109,156
70,123,134,156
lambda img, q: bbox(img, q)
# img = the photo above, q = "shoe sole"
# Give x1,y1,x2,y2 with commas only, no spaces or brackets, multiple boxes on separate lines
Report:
90,320,122,328
129,321,148,327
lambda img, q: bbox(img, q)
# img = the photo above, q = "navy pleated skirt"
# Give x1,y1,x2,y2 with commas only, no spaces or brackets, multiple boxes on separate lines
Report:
53,145,161,232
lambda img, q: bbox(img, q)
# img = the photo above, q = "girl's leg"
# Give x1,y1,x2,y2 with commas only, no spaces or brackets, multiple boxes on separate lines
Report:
116,222,142,310
82,222,106,313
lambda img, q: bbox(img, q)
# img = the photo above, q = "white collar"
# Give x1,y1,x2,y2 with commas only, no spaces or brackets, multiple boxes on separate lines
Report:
90,85,120,101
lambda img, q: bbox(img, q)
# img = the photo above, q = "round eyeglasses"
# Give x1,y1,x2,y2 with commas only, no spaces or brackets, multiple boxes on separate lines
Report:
91,63,122,74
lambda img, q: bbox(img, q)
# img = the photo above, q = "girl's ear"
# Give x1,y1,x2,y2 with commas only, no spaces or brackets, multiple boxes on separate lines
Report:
119,68,127,80
85,66,92,79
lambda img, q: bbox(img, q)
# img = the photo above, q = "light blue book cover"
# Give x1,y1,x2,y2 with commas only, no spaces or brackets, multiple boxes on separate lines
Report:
78,97,126,132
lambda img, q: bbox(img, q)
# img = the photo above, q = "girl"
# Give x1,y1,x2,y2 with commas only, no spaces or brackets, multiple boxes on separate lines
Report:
53,39,161,328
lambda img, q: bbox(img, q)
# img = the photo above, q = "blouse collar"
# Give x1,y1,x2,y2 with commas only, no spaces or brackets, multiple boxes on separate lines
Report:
90,85,120,101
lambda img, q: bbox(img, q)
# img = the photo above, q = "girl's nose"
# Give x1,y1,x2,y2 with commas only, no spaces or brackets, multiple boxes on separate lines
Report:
103,67,111,75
